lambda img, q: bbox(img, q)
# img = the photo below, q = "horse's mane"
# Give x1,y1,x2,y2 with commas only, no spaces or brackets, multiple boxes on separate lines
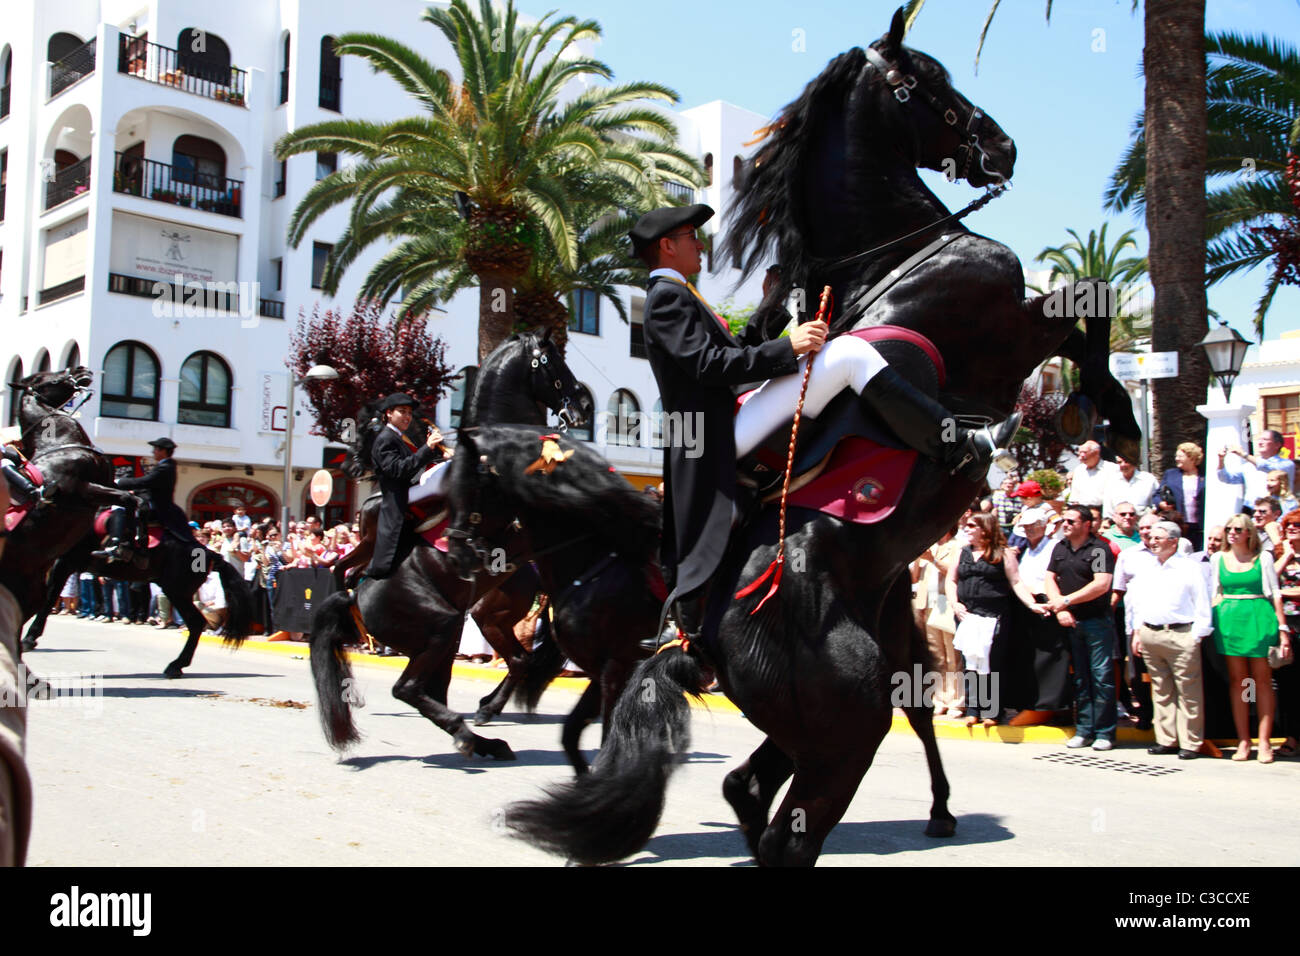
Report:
456,425,660,564
465,331,539,428
722,47,869,289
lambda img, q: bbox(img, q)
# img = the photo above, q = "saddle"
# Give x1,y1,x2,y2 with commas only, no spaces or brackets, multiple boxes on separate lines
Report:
2,461,45,533
93,509,164,549
734,326,946,526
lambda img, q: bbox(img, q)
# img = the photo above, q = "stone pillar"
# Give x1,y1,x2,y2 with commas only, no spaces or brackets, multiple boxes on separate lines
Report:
1198,401,1255,537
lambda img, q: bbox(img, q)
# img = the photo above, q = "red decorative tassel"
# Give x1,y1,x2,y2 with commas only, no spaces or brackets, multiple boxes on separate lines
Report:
734,554,784,614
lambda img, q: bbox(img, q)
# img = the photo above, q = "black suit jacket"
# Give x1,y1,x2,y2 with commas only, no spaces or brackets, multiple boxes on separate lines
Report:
643,276,799,597
116,456,193,540
369,425,440,573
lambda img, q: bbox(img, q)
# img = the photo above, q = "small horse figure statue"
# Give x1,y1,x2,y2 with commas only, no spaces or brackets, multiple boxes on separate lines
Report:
482,11,1141,866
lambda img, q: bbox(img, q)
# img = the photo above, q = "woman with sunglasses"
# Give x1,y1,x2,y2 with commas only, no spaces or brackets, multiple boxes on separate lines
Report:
1212,515,1291,761
945,512,1050,726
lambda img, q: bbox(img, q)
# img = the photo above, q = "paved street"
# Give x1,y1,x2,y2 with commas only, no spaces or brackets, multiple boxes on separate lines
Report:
18,616,1300,867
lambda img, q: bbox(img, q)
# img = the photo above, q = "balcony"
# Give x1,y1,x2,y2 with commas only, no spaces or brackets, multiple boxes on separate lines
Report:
318,70,340,111
114,151,243,217
117,36,248,106
39,276,85,305
0,83,9,119
49,38,97,99
279,69,289,105
0,185,5,222
44,156,91,210
258,298,285,319
108,272,240,312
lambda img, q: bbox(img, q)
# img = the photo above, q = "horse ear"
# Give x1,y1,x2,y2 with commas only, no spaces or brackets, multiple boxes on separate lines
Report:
886,7,906,52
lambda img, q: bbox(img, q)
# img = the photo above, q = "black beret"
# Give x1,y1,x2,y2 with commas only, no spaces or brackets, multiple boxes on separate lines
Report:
628,204,714,255
378,393,417,412
148,437,177,451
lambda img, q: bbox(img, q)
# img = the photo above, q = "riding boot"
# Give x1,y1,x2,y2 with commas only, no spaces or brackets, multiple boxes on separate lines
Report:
0,458,39,505
859,367,1020,483
673,586,710,644
91,509,135,564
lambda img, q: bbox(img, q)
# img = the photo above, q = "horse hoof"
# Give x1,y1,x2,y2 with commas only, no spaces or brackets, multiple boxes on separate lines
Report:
484,738,516,761
472,710,495,726
924,816,957,838
455,737,476,757
163,664,184,679
20,638,37,653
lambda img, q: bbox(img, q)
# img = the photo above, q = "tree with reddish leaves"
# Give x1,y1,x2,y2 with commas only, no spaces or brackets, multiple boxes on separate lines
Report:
289,300,454,442
1011,384,1069,473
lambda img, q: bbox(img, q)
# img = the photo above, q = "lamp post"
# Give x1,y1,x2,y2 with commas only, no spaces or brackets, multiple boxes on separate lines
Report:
1197,321,1251,403
281,363,338,539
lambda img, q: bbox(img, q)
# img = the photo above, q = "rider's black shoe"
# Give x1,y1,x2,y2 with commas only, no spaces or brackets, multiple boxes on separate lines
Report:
859,367,1020,483
91,538,134,564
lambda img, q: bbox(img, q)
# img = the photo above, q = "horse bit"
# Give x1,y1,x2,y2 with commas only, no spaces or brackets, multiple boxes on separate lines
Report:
530,344,581,433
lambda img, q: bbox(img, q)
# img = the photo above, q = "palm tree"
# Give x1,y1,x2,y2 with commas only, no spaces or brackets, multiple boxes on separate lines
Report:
276,0,702,360
903,0,1207,473
1106,31,1300,336
1029,224,1152,393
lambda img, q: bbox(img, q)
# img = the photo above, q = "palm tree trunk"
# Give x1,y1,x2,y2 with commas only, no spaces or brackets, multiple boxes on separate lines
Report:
477,276,516,362
1144,0,1209,473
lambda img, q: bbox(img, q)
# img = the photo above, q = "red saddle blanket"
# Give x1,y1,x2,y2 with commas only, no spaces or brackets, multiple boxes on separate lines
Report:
92,509,164,548
419,516,451,553
2,461,44,533
736,325,945,526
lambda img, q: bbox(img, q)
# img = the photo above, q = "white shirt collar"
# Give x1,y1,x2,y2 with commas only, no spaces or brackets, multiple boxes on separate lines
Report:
386,423,403,435
649,267,687,284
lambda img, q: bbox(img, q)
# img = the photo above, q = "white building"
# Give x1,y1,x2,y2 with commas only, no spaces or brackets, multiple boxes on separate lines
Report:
0,0,771,526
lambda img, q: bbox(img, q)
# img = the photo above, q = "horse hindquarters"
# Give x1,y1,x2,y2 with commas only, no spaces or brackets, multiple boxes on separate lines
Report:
506,648,705,864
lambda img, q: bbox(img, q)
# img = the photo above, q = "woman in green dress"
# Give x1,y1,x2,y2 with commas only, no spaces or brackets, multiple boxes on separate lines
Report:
1212,514,1292,762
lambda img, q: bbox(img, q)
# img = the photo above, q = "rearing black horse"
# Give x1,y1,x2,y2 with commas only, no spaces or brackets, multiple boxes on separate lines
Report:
492,12,1140,866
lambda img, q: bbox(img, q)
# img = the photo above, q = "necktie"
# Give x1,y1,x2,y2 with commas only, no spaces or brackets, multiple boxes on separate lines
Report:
663,277,731,335
400,434,417,452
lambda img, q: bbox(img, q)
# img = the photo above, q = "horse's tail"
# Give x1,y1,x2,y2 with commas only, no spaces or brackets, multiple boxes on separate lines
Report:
518,614,567,713
507,647,705,864
211,553,252,648
309,591,363,751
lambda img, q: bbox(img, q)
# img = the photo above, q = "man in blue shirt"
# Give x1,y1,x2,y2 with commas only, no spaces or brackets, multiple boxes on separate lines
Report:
1218,429,1295,507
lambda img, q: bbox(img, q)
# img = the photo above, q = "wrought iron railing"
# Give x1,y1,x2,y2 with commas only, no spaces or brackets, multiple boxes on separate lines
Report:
319,69,340,111
108,272,239,312
44,156,92,210
0,83,9,118
259,298,285,319
0,185,5,222
117,35,248,106
279,69,289,105
113,151,243,217
49,38,96,98
38,276,85,305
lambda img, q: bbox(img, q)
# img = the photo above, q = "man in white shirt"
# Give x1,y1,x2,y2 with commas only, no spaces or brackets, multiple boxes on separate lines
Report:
1218,429,1296,506
1066,440,1119,510
197,570,227,633
1127,521,1212,758
1103,454,1158,520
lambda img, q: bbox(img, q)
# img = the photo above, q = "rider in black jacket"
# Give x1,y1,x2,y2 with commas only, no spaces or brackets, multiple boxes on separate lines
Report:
368,394,444,578
93,437,194,563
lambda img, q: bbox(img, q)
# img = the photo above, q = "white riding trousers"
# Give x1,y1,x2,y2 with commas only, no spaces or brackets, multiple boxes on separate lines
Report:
734,335,887,458
408,460,451,509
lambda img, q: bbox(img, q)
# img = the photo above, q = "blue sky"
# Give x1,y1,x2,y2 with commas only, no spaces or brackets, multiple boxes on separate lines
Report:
560,0,1300,343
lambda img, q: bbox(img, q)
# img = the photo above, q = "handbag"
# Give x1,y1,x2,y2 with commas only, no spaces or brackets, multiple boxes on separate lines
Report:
1268,643,1293,669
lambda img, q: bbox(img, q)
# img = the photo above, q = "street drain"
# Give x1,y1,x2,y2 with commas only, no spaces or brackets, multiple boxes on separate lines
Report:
1032,752,1182,776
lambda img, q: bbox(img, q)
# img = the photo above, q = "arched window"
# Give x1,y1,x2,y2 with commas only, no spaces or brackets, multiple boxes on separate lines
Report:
703,152,713,187
189,480,276,526
449,365,478,429
63,342,80,369
47,33,83,63
567,385,595,443
172,134,226,190
319,36,341,111
279,33,290,104
607,389,641,446
176,28,232,85
1,46,12,119
178,351,232,427
6,357,22,426
34,349,50,374
101,341,159,420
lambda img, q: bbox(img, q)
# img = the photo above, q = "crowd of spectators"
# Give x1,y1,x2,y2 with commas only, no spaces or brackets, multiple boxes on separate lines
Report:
914,439,1298,762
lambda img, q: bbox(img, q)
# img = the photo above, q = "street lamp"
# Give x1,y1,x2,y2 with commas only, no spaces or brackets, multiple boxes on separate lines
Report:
1197,321,1251,403
281,363,338,538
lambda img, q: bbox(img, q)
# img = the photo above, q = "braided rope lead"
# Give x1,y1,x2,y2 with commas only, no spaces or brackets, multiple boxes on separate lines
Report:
735,285,834,614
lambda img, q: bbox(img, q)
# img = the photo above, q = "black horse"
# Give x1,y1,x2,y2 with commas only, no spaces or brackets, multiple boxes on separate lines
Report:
0,368,140,624
329,327,593,726
12,380,253,677
309,328,623,761
487,13,1140,866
